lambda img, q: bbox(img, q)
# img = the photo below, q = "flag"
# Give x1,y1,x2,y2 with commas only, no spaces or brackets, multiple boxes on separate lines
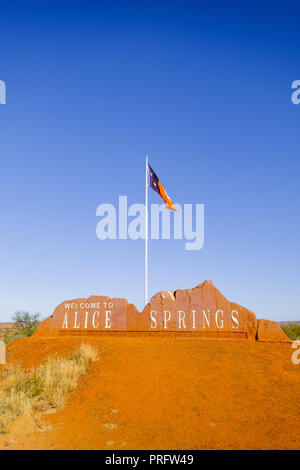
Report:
148,163,178,211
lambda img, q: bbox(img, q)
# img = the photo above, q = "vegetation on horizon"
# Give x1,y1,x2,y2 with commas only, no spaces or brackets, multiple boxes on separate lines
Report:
4,311,40,344
281,324,300,340
0,343,98,434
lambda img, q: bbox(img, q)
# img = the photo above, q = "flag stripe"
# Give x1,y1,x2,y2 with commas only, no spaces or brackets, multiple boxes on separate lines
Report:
148,163,177,211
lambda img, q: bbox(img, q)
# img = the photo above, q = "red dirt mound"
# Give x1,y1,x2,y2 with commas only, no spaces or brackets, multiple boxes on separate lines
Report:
1,336,299,450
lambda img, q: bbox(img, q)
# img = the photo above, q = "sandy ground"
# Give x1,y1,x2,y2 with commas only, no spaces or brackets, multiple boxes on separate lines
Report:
1,336,299,450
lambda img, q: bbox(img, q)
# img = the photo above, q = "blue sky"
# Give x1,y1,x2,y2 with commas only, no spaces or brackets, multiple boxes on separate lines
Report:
0,0,299,321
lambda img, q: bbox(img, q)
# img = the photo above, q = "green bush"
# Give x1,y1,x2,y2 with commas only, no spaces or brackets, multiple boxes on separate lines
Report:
281,324,300,340
4,312,40,344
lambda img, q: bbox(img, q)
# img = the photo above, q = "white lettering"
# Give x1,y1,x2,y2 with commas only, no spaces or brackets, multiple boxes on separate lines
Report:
178,310,186,329
192,309,196,329
291,80,300,105
73,311,80,329
62,312,68,329
105,311,112,329
231,310,239,329
184,204,204,251
203,310,210,328
118,196,128,239
150,311,157,329
163,310,171,329
0,80,6,105
84,311,89,329
291,340,300,365
215,310,224,329
151,203,182,240
128,203,145,240
96,203,116,239
92,311,100,328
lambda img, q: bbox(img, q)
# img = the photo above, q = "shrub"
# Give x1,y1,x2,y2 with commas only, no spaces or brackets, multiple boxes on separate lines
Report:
4,312,40,344
0,343,98,434
281,324,300,340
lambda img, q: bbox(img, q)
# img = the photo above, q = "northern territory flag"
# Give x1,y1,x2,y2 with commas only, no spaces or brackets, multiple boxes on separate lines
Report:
148,163,177,211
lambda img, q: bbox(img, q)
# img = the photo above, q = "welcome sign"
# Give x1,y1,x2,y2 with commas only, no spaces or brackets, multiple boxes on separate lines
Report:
35,280,288,341
60,298,127,331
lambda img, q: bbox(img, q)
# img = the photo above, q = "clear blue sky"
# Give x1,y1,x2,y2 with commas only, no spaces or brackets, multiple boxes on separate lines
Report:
0,0,299,321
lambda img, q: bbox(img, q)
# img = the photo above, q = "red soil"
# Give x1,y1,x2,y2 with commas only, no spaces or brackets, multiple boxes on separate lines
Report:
1,336,300,450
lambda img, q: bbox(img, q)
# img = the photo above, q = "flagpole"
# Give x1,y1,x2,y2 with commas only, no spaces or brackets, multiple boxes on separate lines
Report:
145,155,149,305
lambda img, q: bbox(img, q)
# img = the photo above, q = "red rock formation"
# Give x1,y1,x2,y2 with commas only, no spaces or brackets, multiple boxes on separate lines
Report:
34,281,289,342
147,280,258,339
256,319,290,342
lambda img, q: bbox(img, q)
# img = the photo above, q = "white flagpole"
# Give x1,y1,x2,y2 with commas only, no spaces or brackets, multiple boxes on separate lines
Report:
145,155,149,305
